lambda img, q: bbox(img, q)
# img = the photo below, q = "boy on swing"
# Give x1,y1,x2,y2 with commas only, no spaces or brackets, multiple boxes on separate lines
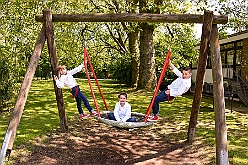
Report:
53,64,97,119
148,60,192,121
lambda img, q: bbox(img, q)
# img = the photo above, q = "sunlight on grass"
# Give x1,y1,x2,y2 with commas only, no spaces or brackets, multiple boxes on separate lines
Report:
0,79,248,164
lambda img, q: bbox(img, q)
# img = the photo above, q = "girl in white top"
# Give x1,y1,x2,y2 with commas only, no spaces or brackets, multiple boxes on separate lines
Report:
108,92,136,122
53,64,96,119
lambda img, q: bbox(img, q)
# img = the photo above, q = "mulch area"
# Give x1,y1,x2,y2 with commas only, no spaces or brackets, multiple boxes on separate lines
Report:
10,116,214,165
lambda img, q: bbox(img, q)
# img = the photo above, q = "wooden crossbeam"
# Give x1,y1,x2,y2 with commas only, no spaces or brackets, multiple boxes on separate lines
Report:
36,12,228,24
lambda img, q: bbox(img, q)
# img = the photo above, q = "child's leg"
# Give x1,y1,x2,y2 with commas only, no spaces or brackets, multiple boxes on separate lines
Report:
108,113,116,120
126,117,136,122
152,89,169,115
75,97,83,114
77,87,93,112
71,87,84,114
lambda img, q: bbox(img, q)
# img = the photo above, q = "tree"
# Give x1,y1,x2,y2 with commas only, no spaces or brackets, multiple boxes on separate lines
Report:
88,0,140,86
0,1,43,111
126,0,140,88
218,0,247,32
137,0,165,90
190,0,247,33
2,0,235,112
128,27,140,87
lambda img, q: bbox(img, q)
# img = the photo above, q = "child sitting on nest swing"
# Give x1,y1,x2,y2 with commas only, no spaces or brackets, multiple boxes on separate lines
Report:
108,92,136,122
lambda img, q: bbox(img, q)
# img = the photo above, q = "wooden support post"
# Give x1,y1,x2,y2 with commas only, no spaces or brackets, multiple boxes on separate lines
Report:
2,26,46,158
43,9,67,132
187,11,213,142
210,24,228,165
35,13,228,24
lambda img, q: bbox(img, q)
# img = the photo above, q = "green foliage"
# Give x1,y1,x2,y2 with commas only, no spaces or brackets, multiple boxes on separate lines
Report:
109,53,132,86
217,0,247,32
1,0,247,111
190,0,248,33
0,1,43,111
154,23,198,80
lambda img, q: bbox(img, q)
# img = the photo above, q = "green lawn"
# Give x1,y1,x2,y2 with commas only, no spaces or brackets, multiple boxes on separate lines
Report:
0,79,248,164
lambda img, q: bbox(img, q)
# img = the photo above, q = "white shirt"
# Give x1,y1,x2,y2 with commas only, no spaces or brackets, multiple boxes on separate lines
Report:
168,67,191,97
55,64,84,89
113,101,131,122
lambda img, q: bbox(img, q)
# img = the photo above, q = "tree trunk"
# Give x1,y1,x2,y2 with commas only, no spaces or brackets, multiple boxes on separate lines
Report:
137,22,157,90
136,0,161,90
128,28,140,88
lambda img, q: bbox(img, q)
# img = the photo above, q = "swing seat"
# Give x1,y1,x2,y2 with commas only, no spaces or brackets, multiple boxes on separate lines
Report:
95,111,154,128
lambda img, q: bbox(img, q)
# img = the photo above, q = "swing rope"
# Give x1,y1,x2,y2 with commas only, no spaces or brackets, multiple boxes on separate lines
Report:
144,50,171,122
83,48,109,111
83,49,100,117
81,27,109,118
143,25,174,122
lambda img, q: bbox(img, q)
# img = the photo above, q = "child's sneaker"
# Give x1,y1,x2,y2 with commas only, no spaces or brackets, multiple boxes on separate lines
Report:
147,115,158,121
90,111,98,116
148,114,155,118
79,113,89,119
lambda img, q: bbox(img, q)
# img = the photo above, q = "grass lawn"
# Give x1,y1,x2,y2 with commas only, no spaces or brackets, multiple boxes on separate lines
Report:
0,79,248,164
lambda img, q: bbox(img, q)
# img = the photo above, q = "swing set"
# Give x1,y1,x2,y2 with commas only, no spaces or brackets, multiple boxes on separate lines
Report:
1,9,229,164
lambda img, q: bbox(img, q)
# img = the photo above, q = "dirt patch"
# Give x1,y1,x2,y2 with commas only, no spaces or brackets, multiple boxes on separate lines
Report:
9,116,215,165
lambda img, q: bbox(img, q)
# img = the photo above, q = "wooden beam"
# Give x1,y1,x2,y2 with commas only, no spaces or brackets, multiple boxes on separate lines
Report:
43,10,68,132
210,24,228,165
36,11,228,24
5,26,46,156
187,10,213,142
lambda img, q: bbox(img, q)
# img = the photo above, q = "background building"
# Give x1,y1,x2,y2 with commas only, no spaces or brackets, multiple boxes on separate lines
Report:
192,30,248,106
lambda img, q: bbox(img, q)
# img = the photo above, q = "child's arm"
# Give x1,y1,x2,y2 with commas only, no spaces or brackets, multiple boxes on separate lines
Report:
69,64,85,75
170,60,182,78
113,103,121,121
169,60,175,70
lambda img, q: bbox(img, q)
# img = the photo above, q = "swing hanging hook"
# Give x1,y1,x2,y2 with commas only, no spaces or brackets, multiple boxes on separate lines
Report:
166,25,174,39
81,23,88,47
165,24,174,52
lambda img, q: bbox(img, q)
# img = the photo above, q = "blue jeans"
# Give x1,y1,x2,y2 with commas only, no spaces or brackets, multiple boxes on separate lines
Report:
108,113,136,122
71,86,92,114
152,88,174,115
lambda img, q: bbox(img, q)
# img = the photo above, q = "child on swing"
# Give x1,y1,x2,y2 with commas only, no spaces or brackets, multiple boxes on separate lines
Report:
53,64,97,119
108,92,136,122
148,60,192,121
